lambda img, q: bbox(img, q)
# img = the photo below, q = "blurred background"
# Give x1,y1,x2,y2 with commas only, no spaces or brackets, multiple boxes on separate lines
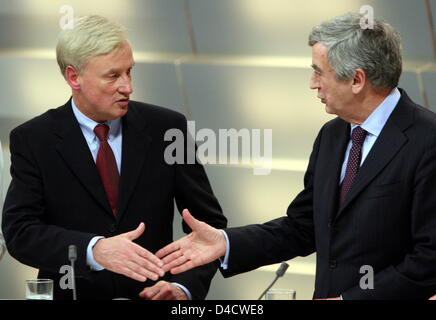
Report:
0,0,435,300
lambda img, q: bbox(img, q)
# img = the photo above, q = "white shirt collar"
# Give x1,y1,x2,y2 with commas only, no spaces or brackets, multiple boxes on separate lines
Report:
71,98,122,143
351,87,401,137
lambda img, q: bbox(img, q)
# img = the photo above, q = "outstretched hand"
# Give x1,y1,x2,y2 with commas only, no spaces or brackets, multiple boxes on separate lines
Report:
93,222,165,282
156,209,226,274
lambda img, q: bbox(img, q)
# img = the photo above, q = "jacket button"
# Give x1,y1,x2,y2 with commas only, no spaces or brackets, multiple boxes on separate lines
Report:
327,222,331,228
329,260,337,269
109,224,116,233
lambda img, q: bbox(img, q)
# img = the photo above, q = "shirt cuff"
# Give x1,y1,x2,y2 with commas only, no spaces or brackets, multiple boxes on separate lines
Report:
86,236,105,271
219,230,230,270
171,282,192,300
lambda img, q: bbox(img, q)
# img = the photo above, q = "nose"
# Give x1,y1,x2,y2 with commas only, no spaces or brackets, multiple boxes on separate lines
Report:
309,72,319,90
118,74,133,95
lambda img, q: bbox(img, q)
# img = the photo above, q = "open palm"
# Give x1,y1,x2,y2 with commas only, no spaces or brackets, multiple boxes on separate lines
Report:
156,209,226,274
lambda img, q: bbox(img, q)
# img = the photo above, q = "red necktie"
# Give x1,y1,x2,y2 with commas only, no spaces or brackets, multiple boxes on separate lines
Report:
339,126,367,207
94,124,119,215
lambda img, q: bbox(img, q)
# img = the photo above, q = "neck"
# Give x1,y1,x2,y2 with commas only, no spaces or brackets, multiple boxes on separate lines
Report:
343,87,393,124
72,93,106,122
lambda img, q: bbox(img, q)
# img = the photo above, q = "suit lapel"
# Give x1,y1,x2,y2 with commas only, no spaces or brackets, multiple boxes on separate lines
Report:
116,105,152,220
336,89,414,218
53,100,113,215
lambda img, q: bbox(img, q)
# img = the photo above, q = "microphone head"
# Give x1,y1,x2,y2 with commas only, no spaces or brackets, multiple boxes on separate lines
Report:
276,262,289,277
68,245,77,261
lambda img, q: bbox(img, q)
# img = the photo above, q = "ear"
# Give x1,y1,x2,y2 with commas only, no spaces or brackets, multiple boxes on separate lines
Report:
65,65,81,90
351,68,366,94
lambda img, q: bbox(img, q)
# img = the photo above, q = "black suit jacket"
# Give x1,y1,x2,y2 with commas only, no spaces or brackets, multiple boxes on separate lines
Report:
2,99,227,300
222,89,436,299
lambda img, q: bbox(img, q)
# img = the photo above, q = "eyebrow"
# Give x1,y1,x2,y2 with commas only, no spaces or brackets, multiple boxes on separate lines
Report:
105,63,135,75
311,64,323,74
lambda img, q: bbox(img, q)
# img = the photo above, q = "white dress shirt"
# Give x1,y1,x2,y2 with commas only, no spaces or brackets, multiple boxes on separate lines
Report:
340,88,401,183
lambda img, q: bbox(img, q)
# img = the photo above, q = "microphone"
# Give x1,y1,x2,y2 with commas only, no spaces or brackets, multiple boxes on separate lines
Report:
68,245,77,301
257,262,289,300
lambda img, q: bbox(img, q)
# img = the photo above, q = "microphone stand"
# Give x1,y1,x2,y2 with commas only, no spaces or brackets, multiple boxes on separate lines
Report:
257,262,289,300
68,245,77,301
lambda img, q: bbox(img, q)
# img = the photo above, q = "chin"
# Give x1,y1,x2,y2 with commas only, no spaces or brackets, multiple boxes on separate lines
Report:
105,109,127,121
324,105,333,114
324,104,339,116
117,108,128,118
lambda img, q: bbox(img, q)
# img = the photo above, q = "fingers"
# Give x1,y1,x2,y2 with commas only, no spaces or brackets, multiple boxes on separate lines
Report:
163,254,189,273
124,222,146,241
94,236,165,282
130,246,165,278
123,260,159,282
170,260,197,275
182,209,201,231
139,281,163,299
160,250,184,266
135,245,164,271
139,281,188,300
121,264,148,282
156,241,181,259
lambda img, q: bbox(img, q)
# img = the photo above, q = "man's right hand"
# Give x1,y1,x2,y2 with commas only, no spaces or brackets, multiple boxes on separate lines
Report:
156,209,226,274
93,222,165,282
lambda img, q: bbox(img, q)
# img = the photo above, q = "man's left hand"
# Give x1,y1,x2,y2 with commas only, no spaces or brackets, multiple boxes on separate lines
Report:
139,281,188,300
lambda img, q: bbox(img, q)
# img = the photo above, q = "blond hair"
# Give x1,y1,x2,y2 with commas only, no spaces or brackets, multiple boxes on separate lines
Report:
56,15,127,78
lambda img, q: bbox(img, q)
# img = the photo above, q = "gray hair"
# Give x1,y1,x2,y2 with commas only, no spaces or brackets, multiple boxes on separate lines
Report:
308,12,402,88
56,15,127,78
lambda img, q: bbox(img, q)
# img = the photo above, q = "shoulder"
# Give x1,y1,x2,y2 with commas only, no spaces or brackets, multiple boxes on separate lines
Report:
315,117,347,143
411,107,436,151
399,91,436,148
10,102,68,140
412,104,436,129
128,101,185,119
127,101,187,129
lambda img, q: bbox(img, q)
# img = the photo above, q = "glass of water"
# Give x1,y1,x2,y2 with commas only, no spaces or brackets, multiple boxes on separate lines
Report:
265,289,296,300
25,279,54,300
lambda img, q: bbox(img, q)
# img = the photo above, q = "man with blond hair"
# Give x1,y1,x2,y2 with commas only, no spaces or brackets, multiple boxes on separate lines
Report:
2,15,226,300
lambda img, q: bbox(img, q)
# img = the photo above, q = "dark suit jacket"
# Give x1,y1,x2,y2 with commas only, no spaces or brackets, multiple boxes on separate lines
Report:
222,89,436,299
2,99,227,300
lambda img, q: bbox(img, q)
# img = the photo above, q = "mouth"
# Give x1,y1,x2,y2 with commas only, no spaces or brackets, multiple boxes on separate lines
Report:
116,98,129,106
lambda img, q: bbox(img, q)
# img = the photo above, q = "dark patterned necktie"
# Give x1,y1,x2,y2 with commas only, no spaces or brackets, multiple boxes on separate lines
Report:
339,126,367,207
94,124,119,215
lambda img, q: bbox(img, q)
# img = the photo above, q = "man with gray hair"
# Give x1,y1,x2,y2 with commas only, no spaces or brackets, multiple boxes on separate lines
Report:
2,15,226,300
156,12,436,299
